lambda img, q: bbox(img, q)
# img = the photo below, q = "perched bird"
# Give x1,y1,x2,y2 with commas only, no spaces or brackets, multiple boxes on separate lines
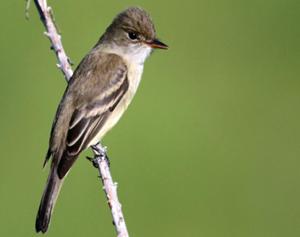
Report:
35,7,167,233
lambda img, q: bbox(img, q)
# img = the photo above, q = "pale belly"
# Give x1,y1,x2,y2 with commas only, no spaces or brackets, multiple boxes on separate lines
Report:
87,63,144,147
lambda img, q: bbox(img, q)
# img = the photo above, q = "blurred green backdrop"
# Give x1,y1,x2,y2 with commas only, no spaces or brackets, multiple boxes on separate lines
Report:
0,0,300,236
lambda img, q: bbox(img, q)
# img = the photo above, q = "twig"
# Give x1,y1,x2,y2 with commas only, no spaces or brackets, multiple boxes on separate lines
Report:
88,145,129,237
31,1,129,236
33,0,73,81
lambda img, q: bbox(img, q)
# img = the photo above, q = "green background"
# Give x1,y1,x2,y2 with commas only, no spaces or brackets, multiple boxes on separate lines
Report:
1,0,300,236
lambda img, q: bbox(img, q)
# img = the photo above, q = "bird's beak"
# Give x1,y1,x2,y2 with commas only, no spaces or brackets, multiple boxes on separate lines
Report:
145,38,168,49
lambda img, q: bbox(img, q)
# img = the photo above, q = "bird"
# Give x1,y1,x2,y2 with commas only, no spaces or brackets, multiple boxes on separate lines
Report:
35,6,168,233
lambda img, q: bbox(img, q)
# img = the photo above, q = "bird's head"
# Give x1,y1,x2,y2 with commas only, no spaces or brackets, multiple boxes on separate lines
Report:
100,7,168,64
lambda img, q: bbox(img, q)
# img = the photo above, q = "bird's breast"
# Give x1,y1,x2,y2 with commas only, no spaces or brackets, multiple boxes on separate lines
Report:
107,62,144,124
89,63,144,146
125,62,144,104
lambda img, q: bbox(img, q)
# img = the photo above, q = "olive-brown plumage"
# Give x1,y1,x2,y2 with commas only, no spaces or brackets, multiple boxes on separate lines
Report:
35,6,167,233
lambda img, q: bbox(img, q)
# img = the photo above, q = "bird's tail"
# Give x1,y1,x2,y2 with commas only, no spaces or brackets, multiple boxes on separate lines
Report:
35,167,63,233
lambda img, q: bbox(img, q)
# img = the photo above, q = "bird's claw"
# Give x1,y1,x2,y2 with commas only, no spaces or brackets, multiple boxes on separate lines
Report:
86,156,99,168
87,143,111,168
91,143,107,157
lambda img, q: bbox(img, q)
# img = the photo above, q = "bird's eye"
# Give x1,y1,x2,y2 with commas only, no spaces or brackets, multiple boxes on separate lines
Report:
128,32,138,40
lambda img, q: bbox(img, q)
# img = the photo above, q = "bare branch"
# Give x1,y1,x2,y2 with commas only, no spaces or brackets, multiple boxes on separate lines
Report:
33,0,73,81
31,1,129,236
89,145,129,237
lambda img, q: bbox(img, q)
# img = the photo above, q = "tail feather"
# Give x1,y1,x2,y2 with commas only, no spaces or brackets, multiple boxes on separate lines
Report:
35,168,63,233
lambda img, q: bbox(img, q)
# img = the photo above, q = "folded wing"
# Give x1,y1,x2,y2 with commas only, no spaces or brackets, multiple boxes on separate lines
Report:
56,53,129,178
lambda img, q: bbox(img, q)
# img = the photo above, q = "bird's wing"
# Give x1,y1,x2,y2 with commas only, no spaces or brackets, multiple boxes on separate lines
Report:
65,77,128,156
54,53,128,178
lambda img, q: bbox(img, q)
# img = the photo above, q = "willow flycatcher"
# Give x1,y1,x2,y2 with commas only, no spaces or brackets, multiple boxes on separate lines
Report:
35,6,168,233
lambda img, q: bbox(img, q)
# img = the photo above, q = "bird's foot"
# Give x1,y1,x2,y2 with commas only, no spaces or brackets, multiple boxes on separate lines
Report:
91,142,107,156
87,143,111,168
86,156,99,168
86,154,111,168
